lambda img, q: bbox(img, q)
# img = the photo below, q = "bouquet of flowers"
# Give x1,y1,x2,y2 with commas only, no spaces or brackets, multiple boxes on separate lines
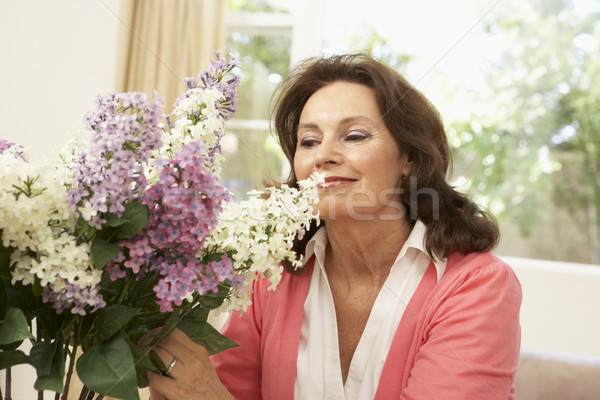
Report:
0,52,322,400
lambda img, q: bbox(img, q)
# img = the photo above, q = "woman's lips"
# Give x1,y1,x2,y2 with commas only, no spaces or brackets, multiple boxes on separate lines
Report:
318,176,357,189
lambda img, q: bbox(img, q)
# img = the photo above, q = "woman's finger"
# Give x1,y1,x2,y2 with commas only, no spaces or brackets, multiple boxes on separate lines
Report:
148,384,166,400
156,328,209,367
139,327,162,347
150,346,184,376
148,370,179,398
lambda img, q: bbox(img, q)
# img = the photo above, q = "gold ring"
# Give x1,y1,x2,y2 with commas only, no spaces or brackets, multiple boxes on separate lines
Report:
165,357,177,376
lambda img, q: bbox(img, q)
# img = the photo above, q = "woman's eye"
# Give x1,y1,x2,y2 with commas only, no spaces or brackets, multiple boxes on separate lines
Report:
345,130,370,142
299,138,319,148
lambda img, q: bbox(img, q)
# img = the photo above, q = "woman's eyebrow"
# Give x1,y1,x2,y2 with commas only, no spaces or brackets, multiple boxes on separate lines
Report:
298,122,319,131
299,116,374,128
339,116,376,126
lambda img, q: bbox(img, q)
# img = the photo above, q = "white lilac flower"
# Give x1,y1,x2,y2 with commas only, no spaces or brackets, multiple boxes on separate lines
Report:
205,172,323,311
162,86,228,176
0,149,103,315
163,52,240,179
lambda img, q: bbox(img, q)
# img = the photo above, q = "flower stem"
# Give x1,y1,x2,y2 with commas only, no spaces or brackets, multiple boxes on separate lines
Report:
62,319,81,400
4,367,10,400
78,386,89,400
130,269,155,304
117,272,136,304
135,310,161,317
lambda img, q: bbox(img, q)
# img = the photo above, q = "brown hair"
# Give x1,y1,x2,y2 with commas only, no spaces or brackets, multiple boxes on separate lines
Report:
271,53,499,271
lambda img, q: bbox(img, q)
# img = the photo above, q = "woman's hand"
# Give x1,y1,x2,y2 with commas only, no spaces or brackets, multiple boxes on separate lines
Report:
146,328,234,400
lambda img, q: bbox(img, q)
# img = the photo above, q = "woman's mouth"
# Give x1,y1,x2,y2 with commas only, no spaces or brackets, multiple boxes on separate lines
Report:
318,176,357,189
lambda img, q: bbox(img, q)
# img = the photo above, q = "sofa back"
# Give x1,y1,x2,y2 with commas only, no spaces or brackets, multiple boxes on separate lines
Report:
515,348,600,400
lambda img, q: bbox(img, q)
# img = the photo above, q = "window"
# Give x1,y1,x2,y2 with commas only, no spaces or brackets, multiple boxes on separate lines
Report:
221,0,321,199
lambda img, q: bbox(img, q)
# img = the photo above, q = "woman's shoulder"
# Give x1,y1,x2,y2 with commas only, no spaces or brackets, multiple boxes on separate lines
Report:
421,251,522,328
437,251,521,296
445,251,514,276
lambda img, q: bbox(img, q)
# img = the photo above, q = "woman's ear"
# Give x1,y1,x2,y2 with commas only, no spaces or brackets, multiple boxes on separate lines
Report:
401,156,413,177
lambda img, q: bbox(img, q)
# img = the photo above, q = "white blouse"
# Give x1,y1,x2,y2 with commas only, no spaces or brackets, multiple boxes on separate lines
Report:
294,220,447,400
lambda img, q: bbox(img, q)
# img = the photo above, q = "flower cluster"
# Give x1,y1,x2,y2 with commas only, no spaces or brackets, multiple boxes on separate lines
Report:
105,140,231,312
148,141,229,251
177,50,241,121
166,51,241,172
0,139,25,160
206,172,323,311
67,91,164,228
152,254,241,313
0,146,103,315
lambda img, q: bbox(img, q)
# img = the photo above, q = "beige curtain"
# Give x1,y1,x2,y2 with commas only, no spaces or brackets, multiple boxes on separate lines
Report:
116,0,226,112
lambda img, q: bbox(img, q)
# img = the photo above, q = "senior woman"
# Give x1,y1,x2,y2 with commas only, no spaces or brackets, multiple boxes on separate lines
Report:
148,53,522,400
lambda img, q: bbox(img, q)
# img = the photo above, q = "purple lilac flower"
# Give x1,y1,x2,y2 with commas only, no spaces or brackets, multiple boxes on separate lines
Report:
143,140,229,256
42,281,106,315
0,139,26,160
143,141,230,312
67,92,164,227
153,254,235,313
105,140,231,312
173,51,241,121
123,234,153,274
105,261,127,281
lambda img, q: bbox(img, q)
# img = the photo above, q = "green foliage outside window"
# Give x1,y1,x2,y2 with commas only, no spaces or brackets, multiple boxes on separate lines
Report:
222,0,291,199
449,0,600,263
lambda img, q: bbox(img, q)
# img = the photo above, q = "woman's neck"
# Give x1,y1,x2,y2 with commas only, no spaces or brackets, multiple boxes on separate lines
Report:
323,217,413,286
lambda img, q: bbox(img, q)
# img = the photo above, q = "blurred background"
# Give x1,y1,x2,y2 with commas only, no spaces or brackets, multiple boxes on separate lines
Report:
2,0,600,264
1,0,599,397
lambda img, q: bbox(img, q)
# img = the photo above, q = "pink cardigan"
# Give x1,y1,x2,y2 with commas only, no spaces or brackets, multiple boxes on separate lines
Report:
211,252,522,400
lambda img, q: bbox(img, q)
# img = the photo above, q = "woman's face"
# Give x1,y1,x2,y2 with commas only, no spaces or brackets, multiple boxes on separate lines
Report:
293,81,411,222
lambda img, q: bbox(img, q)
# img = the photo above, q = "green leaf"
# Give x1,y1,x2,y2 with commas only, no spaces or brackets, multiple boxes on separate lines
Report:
0,349,30,369
148,311,180,347
30,341,55,376
77,336,140,400
0,308,33,345
0,241,13,315
124,337,159,388
104,213,129,228
0,238,12,273
95,305,141,342
131,346,158,371
127,312,169,339
29,337,65,393
34,308,66,340
91,238,121,269
197,284,230,310
148,349,166,372
0,279,7,318
176,319,238,355
184,307,210,322
0,340,20,351
31,279,43,297
113,201,149,240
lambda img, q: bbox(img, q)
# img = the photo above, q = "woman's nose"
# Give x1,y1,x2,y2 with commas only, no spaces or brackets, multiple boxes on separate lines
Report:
314,136,343,168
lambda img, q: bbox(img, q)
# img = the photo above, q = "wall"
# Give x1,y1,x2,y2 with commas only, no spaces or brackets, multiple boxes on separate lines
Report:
505,256,600,357
0,0,121,159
